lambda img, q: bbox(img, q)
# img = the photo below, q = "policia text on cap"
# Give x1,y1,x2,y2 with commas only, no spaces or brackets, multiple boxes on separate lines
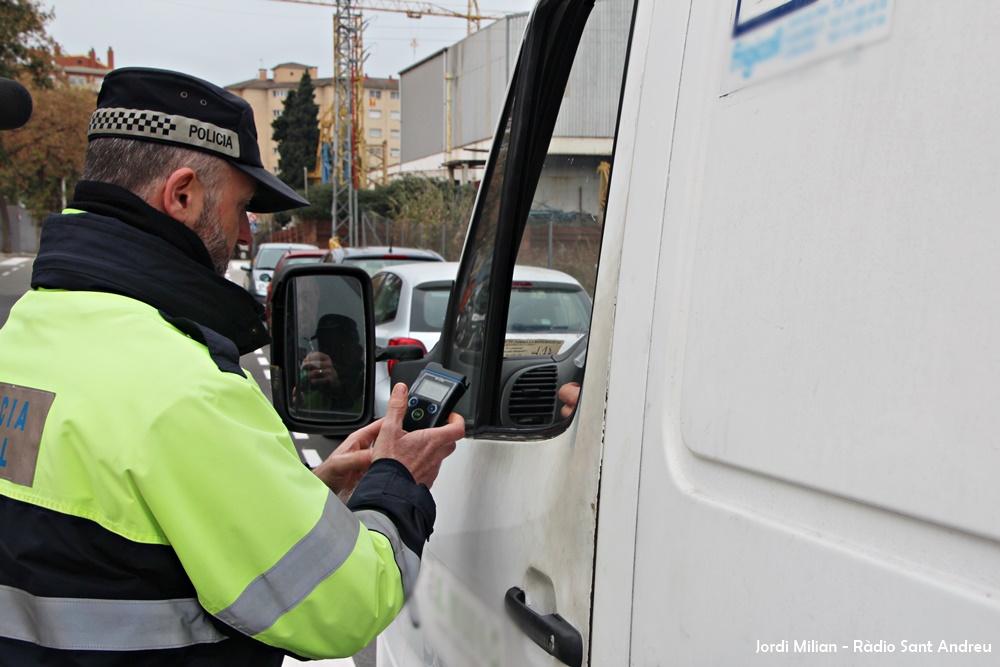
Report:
0,67,463,665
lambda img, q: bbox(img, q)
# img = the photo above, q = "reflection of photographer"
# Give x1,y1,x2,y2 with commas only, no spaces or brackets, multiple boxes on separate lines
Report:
298,314,364,412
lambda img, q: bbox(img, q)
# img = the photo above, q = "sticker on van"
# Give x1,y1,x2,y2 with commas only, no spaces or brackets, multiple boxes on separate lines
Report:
724,0,895,94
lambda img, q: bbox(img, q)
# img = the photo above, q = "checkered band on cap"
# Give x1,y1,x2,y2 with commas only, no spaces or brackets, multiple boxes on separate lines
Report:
88,106,240,158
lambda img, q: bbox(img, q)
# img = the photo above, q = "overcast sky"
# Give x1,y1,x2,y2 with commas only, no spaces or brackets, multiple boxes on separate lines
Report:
42,0,536,87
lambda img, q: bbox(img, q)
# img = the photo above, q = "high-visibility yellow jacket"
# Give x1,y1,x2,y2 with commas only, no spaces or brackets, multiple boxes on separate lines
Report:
0,184,433,665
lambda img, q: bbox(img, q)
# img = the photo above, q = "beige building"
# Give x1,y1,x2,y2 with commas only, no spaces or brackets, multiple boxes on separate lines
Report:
226,63,400,187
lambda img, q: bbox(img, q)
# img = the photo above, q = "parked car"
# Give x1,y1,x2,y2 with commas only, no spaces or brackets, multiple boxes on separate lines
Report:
320,245,444,276
370,261,592,416
242,242,318,302
265,249,327,323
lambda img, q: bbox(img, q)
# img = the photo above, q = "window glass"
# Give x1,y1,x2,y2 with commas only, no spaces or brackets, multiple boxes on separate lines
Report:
447,112,511,419
372,273,401,324
370,109,383,119
507,285,592,334
446,0,633,431
411,286,452,332
370,128,383,138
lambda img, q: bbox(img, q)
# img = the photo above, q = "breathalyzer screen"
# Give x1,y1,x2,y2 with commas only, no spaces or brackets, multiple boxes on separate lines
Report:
414,376,450,402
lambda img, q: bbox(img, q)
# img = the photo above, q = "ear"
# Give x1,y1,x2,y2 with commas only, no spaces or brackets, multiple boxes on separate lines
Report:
157,167,206,228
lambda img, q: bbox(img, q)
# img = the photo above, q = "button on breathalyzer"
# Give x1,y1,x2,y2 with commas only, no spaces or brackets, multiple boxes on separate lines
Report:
401,362,468,431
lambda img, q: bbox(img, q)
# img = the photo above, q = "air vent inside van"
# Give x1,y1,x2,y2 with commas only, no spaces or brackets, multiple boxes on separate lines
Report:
507,365,558,425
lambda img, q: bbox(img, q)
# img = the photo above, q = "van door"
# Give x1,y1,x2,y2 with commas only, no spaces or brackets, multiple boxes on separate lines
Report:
378,1,637,665
617,0,1000,664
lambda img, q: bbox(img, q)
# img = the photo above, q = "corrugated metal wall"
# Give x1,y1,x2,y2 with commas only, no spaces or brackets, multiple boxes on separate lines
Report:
400,52,446,162
450,13,528,148
553,0,632,139
400,0,631,162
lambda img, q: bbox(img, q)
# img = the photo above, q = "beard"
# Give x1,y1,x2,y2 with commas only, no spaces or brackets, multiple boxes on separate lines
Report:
190,195,233,277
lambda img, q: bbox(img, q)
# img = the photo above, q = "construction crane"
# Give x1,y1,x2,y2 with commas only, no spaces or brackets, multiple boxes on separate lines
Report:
270,0,503,247
275,0,500,35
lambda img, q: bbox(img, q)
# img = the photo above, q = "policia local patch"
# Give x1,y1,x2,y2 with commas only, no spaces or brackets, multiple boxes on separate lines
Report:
0,382,55,487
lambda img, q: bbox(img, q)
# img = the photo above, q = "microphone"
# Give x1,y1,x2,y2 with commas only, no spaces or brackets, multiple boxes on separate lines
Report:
0,78,33,131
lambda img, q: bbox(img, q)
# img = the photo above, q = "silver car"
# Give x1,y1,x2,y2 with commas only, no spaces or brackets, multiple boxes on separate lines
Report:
320,245,444,276
371,262,593,416
242,242,319,302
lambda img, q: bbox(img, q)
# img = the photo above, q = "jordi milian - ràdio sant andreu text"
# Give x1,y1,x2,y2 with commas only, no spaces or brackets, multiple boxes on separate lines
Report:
756,639,992,654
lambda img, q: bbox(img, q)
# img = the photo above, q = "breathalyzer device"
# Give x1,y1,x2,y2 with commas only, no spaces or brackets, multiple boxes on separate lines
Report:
401,362,468,431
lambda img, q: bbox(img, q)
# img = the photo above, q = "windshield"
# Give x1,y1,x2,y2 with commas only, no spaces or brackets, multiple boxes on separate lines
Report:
412,284,591,335
506,286,592,333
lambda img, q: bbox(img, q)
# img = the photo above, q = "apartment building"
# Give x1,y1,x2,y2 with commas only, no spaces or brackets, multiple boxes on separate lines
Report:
54,46,114,91
226,63,401,185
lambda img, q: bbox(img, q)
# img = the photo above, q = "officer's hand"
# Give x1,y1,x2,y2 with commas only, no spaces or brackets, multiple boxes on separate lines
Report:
313,425,377,502
302,351,338,389
372,383,464,488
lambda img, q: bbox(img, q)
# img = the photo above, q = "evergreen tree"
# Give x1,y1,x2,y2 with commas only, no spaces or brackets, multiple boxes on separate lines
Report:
271,71,319,188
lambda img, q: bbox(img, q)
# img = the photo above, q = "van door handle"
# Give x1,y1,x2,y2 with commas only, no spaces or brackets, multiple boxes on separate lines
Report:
504,586,583,667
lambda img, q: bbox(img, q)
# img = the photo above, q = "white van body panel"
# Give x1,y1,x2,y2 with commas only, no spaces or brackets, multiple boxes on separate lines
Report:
381,0,1000,664
616,0,999,663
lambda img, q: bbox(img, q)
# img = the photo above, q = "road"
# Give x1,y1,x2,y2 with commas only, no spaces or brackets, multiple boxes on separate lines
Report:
0,255,375,667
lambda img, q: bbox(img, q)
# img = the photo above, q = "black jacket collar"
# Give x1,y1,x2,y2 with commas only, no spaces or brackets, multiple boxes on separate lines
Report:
32,181,269,356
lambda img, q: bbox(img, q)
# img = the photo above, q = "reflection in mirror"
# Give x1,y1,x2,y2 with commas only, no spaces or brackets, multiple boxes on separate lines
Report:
286,274,368,422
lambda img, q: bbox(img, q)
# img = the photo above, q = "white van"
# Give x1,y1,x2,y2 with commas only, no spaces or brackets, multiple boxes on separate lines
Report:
272,0,1000,664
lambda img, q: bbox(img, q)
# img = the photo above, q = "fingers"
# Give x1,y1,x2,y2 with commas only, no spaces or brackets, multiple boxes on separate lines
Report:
558,382,581,419
339,418,383,452
437,411,466,442
343,448,373,471
557,381,581,403
379,382,409,436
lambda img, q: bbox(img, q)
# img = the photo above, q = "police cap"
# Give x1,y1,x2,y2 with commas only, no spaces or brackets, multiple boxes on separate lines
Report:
88,67,309,213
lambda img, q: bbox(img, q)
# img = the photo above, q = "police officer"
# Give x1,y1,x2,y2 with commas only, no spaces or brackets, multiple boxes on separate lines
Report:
0,68,463,665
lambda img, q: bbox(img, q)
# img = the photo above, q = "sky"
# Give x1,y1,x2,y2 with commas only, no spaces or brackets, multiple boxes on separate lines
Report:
42,0,536,87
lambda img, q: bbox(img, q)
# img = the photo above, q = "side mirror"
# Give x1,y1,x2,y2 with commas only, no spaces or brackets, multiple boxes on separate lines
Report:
270,264,376,435
240,263,251,272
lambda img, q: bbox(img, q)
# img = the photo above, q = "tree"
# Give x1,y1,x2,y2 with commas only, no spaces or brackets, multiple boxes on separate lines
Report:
0,82,95,221
0,0,59,253
0,0,56,87
271,72,319,189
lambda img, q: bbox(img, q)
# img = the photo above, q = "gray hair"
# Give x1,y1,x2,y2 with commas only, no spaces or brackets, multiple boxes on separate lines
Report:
82,137,230,202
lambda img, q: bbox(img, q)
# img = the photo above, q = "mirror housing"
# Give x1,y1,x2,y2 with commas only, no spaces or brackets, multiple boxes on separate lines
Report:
269,264,376,435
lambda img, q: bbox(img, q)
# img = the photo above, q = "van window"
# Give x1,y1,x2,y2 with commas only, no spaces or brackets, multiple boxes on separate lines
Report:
444,0,635,433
